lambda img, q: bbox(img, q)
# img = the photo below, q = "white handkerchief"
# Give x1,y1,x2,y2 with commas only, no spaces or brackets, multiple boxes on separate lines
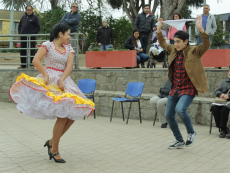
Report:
156,19,196,30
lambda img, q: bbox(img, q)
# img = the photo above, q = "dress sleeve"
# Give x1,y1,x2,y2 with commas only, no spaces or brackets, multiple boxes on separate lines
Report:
41,41,51,52
69,44,75,54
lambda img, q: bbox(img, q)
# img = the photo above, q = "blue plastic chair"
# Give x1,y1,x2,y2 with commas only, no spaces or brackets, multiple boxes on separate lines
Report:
78,79,96,119
110,82,144,124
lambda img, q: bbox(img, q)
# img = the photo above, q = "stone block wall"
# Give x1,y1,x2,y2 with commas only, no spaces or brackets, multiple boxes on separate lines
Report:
93,91,214,126
1,69,230,126
0,69,228,103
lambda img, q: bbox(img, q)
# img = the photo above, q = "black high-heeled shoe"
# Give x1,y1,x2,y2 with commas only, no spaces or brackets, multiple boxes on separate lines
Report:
49,151,66,163
44,140,52,155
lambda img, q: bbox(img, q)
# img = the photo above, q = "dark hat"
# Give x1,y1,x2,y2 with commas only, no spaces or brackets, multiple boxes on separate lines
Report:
174,30,189,41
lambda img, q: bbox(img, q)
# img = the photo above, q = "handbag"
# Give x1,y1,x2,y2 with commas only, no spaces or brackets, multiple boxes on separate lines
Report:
214,89,230,103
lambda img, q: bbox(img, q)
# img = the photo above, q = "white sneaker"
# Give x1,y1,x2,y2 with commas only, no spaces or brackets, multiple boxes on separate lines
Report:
168,140,185,149
185,132,197,147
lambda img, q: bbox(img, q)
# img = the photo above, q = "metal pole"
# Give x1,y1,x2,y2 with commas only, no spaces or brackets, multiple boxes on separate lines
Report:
10,0,14,48
75,33,79,69
27,35,31,69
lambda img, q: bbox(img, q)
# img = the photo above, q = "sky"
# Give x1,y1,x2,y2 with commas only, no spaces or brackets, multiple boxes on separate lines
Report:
0,0,229,19
108,0,230,19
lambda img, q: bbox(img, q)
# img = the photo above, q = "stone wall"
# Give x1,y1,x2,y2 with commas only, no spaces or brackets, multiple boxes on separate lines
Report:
93,91,214,126
1,69,229,126
0,69,228,103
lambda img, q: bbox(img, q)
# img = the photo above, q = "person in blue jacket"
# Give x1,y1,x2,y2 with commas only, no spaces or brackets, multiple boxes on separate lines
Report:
61,2,81,46
125,30,149,68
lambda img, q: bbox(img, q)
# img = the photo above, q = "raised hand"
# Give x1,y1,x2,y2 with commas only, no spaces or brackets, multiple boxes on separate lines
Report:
157,18,163,31
195,15,204,33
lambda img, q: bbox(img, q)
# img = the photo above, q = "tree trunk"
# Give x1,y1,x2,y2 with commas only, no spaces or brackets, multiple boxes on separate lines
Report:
160,0,185,20
50,0,59,9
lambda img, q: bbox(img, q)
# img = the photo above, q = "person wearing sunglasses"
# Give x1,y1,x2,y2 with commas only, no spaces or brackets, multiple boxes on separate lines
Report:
61,2,81,46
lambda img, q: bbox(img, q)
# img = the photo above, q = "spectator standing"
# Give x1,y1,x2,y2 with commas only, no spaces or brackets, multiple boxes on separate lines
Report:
18,5,40,69
61,2,81,47
96,21,114,51
134,4,155,67
150,79,172,128
167,13,187,45
195,4,217,49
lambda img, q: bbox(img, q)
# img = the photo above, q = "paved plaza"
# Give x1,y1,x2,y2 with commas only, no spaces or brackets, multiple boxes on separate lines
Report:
1,102,230,173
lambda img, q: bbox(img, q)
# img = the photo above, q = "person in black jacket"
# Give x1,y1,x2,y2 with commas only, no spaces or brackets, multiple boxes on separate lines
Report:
150,79,172,128
18,5,40,69
125,30,149,68
134,4,155,56
211,69,230,138
96,21,114,51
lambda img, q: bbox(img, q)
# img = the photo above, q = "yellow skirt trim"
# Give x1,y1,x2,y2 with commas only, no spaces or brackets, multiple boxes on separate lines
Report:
16,73,95,107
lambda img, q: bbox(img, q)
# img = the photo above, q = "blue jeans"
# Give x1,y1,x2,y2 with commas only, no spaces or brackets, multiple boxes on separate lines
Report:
197,35,212,49
137,53,149,65
165,90,195,141
100,44,110,51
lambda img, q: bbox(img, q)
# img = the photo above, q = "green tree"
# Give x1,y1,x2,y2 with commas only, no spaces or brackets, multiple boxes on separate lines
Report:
212,16,228,49
78,10,133,53
37,6,67,34
1,0,31,11
107,16,132,49
78,10,103,53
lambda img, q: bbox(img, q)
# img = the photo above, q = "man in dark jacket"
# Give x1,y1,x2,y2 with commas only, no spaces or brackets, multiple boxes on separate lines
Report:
96,21,114,51
134,4,155,55
18,5,40,69
150,79,171,128
61,2,81,47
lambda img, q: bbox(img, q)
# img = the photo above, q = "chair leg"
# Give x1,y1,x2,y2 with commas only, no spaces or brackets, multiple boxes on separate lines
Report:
138,100,142,123
93,96,96,119
110,100,115,122
210,112,213,134
121,102,125,121
126,101,132,124
153,112,157,126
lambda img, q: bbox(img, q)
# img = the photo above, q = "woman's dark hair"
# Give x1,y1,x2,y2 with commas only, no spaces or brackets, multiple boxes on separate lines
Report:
49,22,71,42
173,13,182,20
131,29,140,47
144,4,150,8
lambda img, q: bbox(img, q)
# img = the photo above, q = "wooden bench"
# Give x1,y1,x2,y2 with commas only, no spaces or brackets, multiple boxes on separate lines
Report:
86,50,137,69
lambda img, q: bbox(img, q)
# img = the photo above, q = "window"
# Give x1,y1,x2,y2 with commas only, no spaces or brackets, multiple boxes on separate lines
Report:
0,21,2,30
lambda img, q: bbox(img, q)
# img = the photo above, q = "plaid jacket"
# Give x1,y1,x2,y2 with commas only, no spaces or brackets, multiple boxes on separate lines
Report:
170,51,198,97
157,30,210,95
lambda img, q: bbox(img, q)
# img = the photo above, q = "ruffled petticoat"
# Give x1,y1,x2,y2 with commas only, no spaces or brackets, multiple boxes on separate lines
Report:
9,73,95,120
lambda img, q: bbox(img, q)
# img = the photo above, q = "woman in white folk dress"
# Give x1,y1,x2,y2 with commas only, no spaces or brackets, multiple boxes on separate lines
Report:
9,22,95,163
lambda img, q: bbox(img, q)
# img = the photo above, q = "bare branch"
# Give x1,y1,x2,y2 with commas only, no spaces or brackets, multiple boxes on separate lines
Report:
123,0,133,23
174,0,186,13
151,0,158,15
130,0,137,16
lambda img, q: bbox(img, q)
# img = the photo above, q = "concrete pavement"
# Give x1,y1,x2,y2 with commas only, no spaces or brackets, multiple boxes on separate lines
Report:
0,102,230,173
